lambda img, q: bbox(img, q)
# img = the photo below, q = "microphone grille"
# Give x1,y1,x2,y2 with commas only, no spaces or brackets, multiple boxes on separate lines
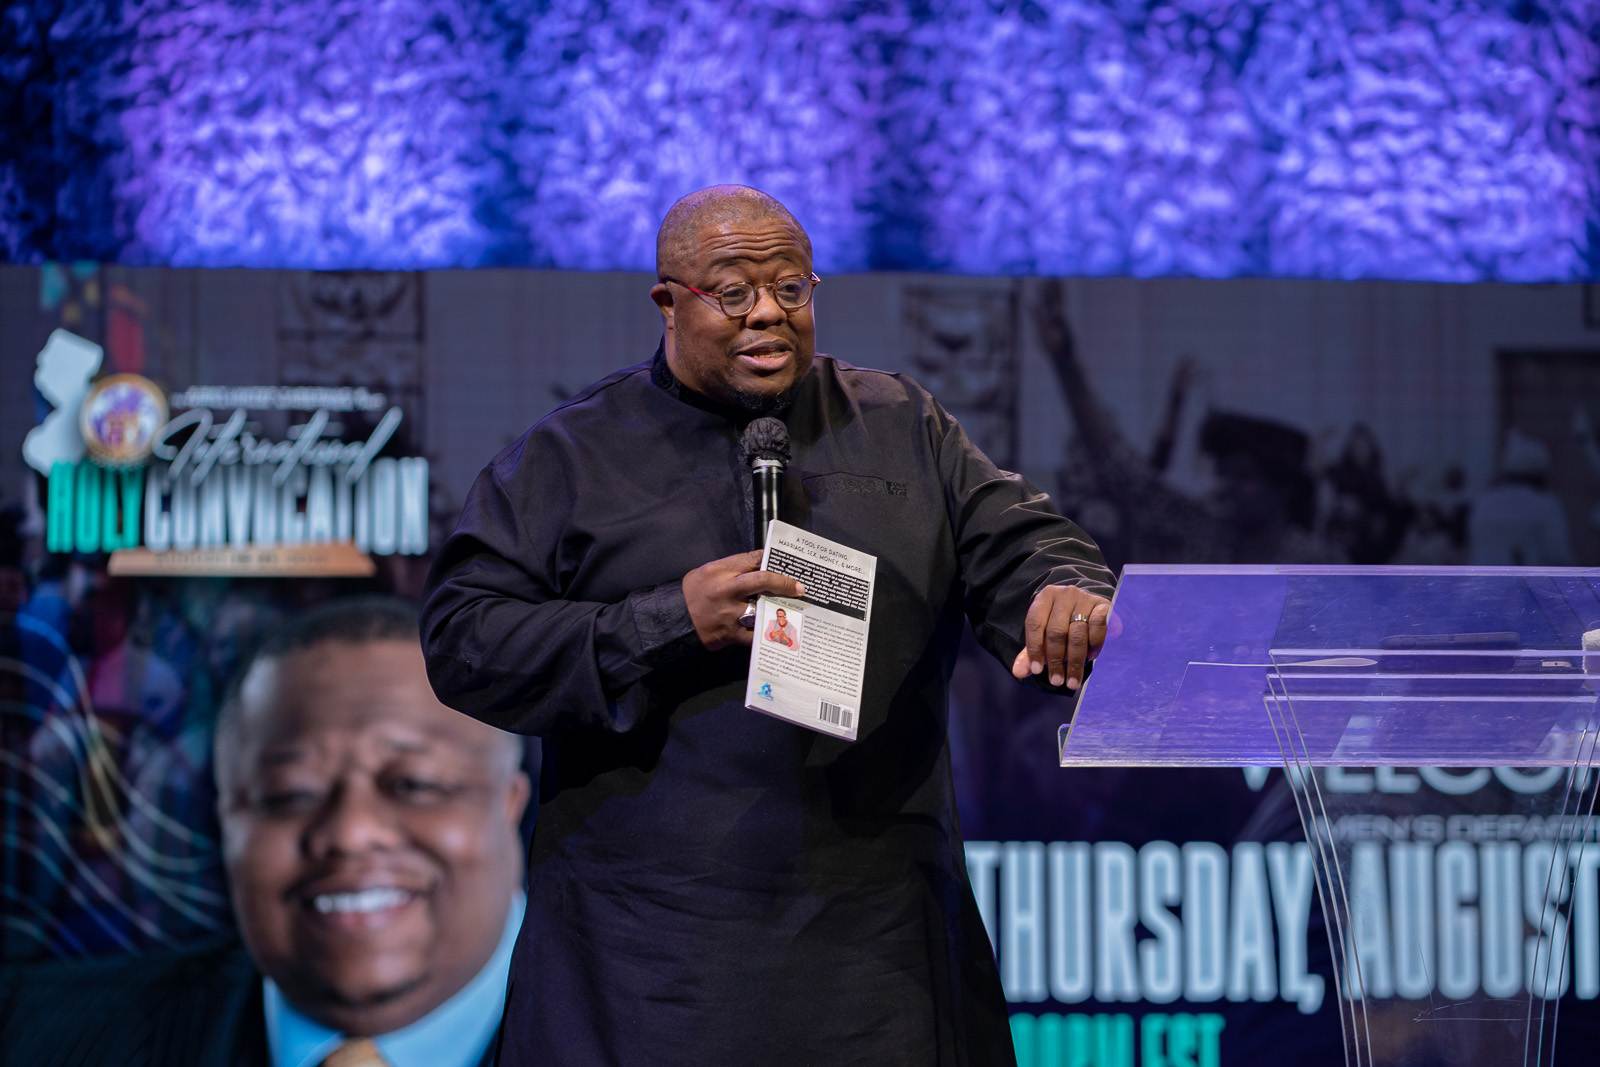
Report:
740,417,790,465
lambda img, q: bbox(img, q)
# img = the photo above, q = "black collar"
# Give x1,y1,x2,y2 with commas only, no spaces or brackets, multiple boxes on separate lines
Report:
649,339,801,422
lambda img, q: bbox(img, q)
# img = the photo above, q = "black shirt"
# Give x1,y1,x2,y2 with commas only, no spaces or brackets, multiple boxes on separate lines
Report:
422,349,1113,1066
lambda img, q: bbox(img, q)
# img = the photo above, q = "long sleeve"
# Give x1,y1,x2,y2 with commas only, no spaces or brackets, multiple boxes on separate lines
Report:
420,435,699,736
477,357,1024,1065
927,396,1116,671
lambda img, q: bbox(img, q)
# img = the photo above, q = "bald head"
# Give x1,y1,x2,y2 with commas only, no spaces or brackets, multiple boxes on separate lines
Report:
656,185,811,281
650,185,819,413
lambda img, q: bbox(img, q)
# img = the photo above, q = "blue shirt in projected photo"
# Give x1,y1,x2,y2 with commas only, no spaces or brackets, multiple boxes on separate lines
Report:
263,894,523,1067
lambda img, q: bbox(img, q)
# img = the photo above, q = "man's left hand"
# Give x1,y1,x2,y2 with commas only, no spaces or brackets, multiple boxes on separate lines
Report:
1010,585,1112,691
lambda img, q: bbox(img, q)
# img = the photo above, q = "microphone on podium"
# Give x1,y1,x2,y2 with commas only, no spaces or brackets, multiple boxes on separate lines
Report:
739,417,790,628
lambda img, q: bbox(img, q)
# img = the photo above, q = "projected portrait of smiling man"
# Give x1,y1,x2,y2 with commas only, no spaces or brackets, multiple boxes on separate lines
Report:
216,596,528,1064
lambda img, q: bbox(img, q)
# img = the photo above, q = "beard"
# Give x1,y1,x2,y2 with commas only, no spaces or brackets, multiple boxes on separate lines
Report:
659,338,812,416
729,349,813,415
732,382,796,415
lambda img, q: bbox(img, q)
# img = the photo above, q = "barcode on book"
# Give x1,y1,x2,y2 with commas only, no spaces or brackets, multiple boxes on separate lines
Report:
818,700,854,730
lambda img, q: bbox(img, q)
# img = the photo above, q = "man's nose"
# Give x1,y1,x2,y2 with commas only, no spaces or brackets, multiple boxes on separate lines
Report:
744,284,787,328
304,779,403,857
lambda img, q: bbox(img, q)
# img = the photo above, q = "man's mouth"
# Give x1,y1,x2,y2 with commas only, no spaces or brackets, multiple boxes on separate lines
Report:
309,887,418,915
294,880,429,933
735,342,792,370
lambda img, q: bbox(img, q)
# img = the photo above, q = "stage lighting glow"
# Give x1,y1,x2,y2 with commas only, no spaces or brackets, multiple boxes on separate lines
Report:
1,0,1595,280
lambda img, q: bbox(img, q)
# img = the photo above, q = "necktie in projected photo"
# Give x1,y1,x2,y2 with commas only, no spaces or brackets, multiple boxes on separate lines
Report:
318,1038,391,1067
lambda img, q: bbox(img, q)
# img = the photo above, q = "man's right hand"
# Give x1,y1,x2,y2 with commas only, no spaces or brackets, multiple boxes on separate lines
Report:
682,550,806,650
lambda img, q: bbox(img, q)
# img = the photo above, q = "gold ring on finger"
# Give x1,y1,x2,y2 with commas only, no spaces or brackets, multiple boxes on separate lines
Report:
1070,612,1090,624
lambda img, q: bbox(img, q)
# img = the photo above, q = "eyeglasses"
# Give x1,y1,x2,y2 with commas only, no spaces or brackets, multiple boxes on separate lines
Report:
662,272,821,318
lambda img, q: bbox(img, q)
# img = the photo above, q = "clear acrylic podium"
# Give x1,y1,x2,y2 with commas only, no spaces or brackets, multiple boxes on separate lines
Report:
1060,565,1600,1067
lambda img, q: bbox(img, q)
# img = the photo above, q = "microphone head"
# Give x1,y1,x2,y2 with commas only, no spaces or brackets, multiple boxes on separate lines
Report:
740,417,790,467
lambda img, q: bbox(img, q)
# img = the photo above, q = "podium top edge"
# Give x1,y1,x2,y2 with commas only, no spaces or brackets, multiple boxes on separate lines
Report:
1120,563,1600,578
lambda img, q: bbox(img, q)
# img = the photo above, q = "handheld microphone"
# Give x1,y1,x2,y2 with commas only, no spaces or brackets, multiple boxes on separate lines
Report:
738,418,790,628
740,417,790,549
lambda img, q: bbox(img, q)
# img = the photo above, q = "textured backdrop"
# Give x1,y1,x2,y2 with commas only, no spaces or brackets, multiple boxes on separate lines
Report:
2,0,1597,278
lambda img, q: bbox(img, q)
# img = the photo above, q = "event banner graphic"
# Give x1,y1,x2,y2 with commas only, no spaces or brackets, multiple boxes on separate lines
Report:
1,264,1597,1065
973,764,1600,1064
26,330,429,577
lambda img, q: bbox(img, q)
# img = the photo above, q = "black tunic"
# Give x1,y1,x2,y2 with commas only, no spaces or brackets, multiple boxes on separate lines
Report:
421,350,1114,1066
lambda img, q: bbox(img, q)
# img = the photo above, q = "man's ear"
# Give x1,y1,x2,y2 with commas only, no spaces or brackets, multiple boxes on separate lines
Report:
650,281,674,330
505,770,531,827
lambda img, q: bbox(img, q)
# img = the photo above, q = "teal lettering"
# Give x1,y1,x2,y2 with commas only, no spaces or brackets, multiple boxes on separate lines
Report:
1140,1013,1224,1067
116,467,145,549
1195,1015,1224,1067
73,461,102,552
47,462,75,552
1013,1013,1135,1067
1010,1014,1036,1067
100,465,122,550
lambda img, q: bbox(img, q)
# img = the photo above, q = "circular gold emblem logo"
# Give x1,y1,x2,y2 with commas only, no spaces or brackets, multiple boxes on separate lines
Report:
80,373,168,467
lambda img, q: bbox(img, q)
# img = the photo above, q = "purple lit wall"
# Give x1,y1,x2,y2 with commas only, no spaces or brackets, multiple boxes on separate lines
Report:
2,1,1596,279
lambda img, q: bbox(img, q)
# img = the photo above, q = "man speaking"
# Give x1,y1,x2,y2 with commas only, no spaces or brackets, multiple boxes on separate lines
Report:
421,185,1114,1064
